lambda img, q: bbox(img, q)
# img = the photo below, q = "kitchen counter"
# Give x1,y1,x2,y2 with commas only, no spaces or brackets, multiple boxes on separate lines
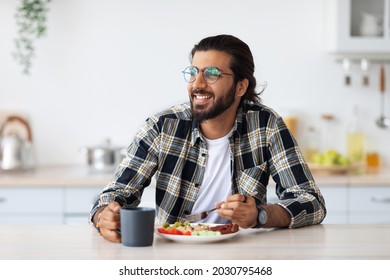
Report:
0,165,390,187
0,224,389,260
0,165,113,187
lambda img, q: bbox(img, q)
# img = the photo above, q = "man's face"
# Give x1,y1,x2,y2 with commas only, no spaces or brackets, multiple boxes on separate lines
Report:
188,50,238,123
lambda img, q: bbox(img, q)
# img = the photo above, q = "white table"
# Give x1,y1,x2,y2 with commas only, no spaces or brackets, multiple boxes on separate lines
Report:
1,224,389,260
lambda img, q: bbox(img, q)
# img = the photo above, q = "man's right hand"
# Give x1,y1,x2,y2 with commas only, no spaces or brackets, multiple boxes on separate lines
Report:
94,202,121,243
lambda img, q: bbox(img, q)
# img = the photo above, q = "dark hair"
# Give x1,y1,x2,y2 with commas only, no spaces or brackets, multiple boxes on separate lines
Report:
190,34,260,103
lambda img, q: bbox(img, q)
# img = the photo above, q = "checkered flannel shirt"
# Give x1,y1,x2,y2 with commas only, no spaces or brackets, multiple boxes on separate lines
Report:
90,100,326,228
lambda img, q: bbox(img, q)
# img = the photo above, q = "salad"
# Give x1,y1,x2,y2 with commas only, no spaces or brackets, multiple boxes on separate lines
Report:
157,221,238,236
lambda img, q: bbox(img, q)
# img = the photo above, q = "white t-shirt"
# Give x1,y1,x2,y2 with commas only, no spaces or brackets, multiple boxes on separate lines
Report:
191,134,231,224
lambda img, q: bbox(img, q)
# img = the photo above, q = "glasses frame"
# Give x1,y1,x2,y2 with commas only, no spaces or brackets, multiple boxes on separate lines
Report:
182,66,235,84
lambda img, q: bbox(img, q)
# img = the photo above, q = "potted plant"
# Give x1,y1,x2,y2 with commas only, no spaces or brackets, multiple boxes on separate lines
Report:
13,0,51,75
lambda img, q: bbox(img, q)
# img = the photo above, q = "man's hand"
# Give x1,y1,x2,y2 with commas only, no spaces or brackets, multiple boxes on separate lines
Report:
216,193,292,229
215,194,258,228
94,202,121,243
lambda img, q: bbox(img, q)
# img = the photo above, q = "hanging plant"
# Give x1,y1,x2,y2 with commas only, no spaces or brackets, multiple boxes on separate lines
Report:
13,0,51,75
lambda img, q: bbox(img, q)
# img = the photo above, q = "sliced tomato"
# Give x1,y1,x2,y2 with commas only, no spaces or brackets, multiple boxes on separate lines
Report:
172,228,182,235
157,227,168,234
158,224,192,235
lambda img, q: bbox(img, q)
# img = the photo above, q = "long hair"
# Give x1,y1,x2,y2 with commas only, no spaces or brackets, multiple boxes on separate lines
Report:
190,34,261,103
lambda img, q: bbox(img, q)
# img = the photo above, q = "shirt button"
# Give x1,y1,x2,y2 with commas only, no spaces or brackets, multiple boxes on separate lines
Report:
195,183,200,188
201,153,206,157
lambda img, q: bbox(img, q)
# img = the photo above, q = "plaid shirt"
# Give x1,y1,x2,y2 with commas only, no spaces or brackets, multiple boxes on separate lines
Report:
90,100,326,228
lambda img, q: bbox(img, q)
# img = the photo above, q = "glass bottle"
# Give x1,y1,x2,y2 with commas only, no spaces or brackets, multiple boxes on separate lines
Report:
304,126,320,162
320,114,335,153
346,106,365,166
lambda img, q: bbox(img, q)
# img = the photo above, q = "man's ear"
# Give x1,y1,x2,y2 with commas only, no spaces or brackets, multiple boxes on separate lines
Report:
236,79,249,97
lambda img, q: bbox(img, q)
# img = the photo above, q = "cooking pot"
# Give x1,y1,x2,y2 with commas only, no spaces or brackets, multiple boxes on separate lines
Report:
0,115,34,171
80,138,126,172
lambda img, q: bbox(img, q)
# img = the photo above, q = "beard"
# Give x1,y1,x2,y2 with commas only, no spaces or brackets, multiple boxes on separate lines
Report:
190,84,236,123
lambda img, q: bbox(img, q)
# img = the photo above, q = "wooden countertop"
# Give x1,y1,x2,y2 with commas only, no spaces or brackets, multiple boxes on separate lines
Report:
0,165,389,187
1,224,389,260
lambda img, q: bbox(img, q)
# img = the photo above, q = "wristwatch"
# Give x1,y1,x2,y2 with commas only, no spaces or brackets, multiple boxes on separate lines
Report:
254,205,268,228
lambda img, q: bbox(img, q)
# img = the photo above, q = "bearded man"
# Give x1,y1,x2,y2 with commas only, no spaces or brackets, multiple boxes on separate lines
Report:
90,34,326,243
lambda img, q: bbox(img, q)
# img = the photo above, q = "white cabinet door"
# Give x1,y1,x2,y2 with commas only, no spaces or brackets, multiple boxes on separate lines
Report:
349,214,390,224
0,188,63,225
326,0,390,54
320,185,348,224
64,187,101,214
349,185,390,224
63,187,102,225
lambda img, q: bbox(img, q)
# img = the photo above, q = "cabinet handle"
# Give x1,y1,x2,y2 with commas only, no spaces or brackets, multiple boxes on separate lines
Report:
371,197,390,204
0,197,6,203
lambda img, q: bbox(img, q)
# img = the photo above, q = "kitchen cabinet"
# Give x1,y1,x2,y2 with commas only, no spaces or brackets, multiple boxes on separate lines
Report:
0,188,63,224
0,185,156,225
63,187,101,225
326,0,390,54
349,185,390,224
319,185,349,224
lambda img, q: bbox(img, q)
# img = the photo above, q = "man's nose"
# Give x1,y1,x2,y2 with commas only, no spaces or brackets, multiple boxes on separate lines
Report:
192,72,207,88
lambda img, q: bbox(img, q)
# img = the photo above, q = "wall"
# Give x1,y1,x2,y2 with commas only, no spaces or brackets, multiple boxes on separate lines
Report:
1,0,389,166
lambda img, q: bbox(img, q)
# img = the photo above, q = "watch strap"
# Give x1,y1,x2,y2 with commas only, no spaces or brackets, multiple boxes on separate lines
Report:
254,204,268,228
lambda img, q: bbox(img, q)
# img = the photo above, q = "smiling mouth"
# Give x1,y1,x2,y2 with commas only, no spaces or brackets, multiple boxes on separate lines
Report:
191,89,213,101
193,94,212,100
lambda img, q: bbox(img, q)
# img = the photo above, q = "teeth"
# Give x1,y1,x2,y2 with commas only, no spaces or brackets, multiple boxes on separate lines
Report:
195,95,210,99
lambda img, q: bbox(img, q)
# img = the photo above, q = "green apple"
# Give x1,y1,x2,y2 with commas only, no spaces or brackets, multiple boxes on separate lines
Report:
310,149,350,167
337,156,350,166
311,153,323,164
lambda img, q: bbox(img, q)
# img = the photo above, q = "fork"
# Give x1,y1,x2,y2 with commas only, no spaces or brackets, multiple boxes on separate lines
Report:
185,190,258,222
185,207,219,222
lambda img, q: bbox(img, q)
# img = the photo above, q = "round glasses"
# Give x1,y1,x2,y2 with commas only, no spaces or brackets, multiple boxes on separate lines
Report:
182,66,234,84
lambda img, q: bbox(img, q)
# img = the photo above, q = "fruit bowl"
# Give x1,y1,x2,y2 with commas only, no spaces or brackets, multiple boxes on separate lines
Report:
308,162,362,175
307,149,361,175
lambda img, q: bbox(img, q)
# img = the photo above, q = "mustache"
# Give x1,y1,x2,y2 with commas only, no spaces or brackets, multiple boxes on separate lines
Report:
191,89,213,95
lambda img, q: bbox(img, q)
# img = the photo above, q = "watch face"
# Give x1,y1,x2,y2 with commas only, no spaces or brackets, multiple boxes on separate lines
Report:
258,208,268,225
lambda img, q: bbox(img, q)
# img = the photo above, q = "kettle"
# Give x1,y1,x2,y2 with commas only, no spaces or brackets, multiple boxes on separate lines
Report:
0,115,34,171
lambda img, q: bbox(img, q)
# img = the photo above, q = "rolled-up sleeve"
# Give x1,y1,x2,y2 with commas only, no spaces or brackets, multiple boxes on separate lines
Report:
89,116,160,222
268,116,326,228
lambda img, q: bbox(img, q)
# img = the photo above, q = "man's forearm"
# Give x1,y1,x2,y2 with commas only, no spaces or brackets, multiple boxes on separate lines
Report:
262,204,291,228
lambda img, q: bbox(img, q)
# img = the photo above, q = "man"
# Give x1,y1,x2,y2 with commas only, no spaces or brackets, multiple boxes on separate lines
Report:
90,34,326,243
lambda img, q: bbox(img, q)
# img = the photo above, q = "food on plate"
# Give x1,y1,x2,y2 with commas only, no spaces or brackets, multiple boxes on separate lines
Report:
157,221,239,236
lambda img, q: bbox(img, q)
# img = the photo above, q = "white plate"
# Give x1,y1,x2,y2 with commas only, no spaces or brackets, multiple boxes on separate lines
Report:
156,224,239,244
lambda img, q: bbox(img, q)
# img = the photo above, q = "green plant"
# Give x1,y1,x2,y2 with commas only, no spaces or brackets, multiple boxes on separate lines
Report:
13,0,51,75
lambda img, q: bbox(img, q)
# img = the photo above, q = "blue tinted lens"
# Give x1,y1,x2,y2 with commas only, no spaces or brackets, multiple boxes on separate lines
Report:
205,67,220,77
204,67,220,83
183,66,198,82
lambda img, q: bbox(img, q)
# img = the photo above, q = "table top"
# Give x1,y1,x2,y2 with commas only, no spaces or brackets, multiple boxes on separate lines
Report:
1,224,389,260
